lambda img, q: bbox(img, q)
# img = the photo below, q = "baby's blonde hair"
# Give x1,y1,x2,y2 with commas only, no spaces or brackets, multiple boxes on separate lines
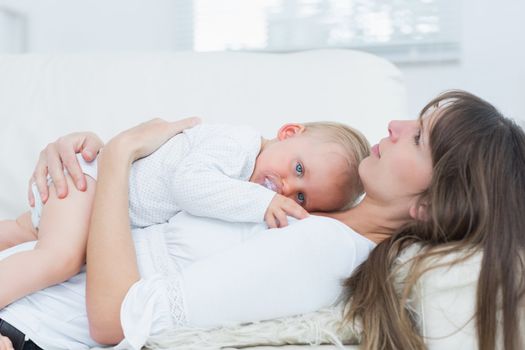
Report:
302,121,370,209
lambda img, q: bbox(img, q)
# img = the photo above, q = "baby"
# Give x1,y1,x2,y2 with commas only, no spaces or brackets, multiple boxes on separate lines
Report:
0,120,370,309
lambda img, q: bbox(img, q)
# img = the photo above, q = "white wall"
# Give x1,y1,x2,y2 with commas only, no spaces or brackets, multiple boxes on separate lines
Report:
1,0,523,121
0,0,182,52
399,0,525,121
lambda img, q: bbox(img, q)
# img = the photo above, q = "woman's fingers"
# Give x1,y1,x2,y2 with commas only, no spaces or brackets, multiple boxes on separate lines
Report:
29,145,55,205
78,132,103,162
56,132,103,194
46,141,69,199
171,116,202,131
28,172,39,208
152,117,201,144
112,117,202,161
56,136,86,193
28,132,105,206
0,335,14,350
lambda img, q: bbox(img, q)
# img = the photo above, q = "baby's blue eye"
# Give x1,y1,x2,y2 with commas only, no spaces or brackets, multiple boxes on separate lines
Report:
297,192,305,204
295,162,303,176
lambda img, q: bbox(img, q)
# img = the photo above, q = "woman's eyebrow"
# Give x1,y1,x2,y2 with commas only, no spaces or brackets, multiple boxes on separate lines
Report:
419,118,426,145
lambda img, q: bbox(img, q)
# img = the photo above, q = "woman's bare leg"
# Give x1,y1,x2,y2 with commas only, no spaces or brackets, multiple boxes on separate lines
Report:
0,213,38,251
0,175,96,308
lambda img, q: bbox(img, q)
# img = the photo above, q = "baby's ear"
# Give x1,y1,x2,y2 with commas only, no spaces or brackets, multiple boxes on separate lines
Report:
409,202,430,221
277,123,306,140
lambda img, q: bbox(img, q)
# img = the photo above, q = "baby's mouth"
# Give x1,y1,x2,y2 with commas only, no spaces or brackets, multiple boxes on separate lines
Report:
262,175,282,194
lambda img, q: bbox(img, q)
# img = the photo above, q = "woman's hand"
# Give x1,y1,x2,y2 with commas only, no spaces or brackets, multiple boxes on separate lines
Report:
104,117,201,164
0,335,13,350
28,132,104,206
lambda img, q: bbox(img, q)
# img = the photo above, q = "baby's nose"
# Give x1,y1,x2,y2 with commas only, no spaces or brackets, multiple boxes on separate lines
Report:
282,178,298,197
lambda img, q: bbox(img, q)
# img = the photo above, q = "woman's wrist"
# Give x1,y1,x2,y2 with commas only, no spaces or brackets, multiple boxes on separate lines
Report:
99,137,136,167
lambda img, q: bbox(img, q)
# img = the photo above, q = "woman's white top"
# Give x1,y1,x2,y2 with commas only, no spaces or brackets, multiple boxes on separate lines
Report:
0,214,375,350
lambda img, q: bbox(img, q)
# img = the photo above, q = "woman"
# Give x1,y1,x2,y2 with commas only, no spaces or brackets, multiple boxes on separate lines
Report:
343,91,525,350
0,91,522,350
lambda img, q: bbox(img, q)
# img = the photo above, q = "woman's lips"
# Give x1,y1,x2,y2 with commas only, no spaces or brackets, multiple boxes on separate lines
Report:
371,144,381,158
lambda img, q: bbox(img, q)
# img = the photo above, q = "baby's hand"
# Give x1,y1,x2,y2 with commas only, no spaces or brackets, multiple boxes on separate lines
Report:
264,194,309,228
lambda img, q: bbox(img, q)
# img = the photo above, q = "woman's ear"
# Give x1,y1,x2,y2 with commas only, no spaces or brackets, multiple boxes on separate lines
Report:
409,202,429,221
277,123,306,141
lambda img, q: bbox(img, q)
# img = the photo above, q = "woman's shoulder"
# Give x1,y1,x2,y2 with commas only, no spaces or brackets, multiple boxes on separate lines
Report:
289,215,376,248
257,215,375,281
280,215,376,268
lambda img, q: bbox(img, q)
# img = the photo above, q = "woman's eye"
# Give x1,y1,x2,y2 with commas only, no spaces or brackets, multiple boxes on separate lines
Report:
297,192,305,204
414,130,421,145
295,162,304,176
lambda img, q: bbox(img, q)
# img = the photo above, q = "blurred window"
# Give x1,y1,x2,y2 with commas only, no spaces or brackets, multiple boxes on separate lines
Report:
185,0,461,63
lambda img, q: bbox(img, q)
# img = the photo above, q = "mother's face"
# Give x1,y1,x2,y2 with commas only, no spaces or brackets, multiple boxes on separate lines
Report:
359,117,433,206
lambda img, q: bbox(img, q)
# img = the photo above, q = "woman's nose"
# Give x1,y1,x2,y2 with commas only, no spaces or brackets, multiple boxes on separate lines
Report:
388,120,401,142
388,120,412,142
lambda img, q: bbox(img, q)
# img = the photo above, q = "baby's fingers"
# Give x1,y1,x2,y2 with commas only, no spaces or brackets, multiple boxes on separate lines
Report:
282,200,309,220
274,208,288,228
265,211,278,229
265,207,288,228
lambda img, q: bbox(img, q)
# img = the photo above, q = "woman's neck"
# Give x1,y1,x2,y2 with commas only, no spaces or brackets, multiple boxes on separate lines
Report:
319,197,412,244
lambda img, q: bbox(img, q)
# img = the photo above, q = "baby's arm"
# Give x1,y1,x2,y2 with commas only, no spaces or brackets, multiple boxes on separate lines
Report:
171,162,277,223
170,137,309,225
0,175,95,309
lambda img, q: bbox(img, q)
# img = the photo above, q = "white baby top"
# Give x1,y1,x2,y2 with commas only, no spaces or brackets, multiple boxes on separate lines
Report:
128,123,276,228
0,214,375,350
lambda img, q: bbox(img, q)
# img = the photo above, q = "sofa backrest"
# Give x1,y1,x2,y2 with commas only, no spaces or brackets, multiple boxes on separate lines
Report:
0,50,406,218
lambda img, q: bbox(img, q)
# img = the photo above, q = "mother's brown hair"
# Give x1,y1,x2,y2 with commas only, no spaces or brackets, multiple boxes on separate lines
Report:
343,90,525,350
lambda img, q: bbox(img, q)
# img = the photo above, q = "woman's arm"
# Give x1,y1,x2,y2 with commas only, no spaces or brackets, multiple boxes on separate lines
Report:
181,216,365,328
85,118,200,344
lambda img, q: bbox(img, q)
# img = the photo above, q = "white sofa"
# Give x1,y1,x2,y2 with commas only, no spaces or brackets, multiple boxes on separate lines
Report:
0,50,479,349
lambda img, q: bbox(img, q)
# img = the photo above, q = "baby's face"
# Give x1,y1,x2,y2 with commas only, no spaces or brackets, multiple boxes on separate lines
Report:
250,134,352,212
